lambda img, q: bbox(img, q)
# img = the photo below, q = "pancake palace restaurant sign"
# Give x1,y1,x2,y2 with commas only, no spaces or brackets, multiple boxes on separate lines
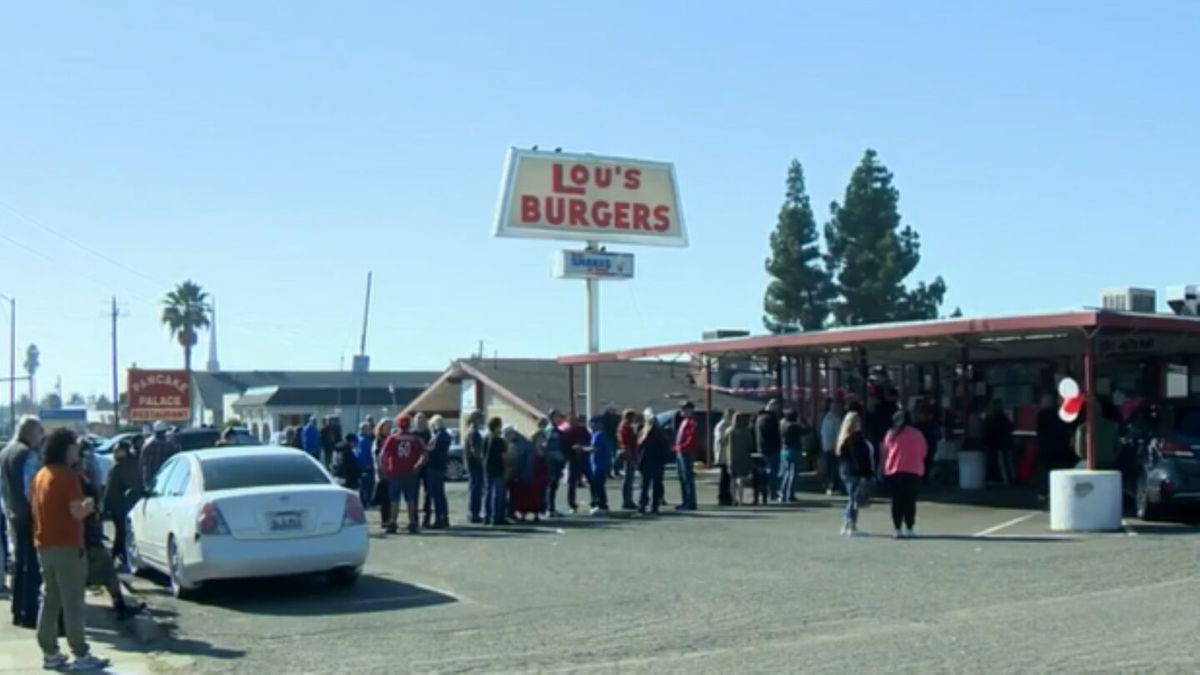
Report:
493,148,687,247
127,369,191,422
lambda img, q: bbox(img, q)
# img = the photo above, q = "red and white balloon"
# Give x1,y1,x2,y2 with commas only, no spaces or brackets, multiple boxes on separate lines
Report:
1058,377,1083,422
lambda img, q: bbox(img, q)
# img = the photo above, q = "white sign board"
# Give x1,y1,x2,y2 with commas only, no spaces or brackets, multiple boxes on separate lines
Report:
493,148,687,247
554,249,635,280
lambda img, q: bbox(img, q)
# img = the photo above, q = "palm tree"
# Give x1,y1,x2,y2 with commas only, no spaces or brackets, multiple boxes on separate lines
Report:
23,344,38,404
161,280,212,375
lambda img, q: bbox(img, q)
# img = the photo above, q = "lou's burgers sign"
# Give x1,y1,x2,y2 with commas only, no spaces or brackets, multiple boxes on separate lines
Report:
127,369,191,422
493,148,687,247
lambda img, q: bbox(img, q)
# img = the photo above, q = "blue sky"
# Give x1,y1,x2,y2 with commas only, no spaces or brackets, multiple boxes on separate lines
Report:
2,1,1198,397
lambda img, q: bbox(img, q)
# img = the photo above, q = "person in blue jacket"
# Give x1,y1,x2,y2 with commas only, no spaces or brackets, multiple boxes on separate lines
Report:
354,422,376,511
588,416,611,515
301,416,321,460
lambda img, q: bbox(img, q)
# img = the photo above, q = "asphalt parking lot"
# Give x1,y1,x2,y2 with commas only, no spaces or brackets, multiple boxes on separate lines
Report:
116,473,1199,674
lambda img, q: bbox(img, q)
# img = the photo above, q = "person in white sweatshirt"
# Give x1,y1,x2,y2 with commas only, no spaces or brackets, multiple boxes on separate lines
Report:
819,398,844,496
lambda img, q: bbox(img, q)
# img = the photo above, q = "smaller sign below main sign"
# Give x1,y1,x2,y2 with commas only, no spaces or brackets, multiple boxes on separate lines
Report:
554,249,635,280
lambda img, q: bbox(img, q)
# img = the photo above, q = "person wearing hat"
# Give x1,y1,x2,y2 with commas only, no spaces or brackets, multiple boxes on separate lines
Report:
542,410,567,517
587,415,612,515
463,411,486,524
378,414,427,534
674,402,699,511
138,421,179,492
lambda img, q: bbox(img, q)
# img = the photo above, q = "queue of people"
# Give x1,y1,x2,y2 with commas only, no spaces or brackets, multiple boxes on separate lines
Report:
1,416,128,671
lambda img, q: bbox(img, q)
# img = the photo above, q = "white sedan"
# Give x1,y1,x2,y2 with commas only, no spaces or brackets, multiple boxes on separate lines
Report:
126,446,368,598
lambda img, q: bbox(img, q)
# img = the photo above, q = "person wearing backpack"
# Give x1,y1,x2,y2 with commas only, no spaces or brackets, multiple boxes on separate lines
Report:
379,414,427,535
836,411,874,536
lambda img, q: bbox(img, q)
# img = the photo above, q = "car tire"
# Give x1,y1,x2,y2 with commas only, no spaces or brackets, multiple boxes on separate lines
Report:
125,519,147,576
445,458,466,482
167,535,201,600
328,567,361,588
1135,474,1164,522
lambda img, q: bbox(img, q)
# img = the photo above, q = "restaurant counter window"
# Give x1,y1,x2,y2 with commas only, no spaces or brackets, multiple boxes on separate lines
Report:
1165,363,1189,399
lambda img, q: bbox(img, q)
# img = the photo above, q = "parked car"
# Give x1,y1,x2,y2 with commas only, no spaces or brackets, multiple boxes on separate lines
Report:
125,446,369,598
173,427,260,451
1119,403,1200,521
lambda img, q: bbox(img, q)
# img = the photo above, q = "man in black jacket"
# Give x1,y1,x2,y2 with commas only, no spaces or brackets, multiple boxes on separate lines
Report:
755,400,782,501
481,417,509,526
102,441,141,569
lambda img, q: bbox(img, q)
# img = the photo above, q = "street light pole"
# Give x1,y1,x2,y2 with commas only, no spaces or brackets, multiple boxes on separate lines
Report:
0,294,14,431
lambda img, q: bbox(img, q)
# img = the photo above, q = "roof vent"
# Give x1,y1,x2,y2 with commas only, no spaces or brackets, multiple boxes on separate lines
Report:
702,329,750,341
1166,285,1199,316
1100,287,1156,314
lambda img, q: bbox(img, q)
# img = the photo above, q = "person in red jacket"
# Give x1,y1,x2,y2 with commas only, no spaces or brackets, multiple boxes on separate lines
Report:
379,415,427,535
674,402,699,510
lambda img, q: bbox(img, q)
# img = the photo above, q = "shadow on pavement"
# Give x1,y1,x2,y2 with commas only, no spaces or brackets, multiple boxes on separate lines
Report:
849,532,1074,543
175,573,457,617
82,603,248,664
1123,522,1200,536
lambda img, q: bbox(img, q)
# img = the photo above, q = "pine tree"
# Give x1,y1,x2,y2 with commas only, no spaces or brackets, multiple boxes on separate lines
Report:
763,160,834,333
824,149,946,325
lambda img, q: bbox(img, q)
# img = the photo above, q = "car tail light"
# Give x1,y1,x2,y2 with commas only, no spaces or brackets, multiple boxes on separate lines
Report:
1160,441,1194,458
343,494,366,526
197,502,231,536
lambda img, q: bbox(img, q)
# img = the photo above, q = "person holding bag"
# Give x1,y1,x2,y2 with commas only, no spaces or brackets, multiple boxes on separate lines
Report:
836,412,874,536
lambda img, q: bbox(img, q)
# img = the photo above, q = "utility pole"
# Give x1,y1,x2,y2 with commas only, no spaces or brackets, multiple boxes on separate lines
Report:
111,296,120,430
0,294,13,431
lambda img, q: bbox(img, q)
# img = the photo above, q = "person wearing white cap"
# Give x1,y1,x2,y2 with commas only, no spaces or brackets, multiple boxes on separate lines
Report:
138,421,179,491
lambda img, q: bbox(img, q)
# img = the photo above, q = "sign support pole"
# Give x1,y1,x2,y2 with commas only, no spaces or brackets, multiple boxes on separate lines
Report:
585,241,599,420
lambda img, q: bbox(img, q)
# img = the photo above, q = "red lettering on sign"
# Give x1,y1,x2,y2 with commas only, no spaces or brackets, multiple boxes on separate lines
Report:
591,201,611,227
552,164,585,195
624,169,641,190
569,164,589,187
632,203,650,230
568,199,589,226
545,197,565,225
521,195,540,222
652,205,671,232
594,167,613,188
614,202,631,229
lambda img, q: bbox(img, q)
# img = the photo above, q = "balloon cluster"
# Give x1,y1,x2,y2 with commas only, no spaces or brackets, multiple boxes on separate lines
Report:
1058,377,1083,423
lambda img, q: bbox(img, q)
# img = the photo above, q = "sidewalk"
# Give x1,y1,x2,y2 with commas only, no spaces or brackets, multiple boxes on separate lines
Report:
0,587,181,674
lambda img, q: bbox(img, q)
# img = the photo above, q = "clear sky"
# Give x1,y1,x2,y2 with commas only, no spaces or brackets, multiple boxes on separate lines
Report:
2,1,1198,398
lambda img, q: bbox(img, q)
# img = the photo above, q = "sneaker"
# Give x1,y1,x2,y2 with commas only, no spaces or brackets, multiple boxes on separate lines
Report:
904,528,916,539
892,529,902,539
839,524,848,536
825,488,834,496
69,654,110,671
589,507,601,516
406,523,419,534
848,524,860,536
43,652,69,671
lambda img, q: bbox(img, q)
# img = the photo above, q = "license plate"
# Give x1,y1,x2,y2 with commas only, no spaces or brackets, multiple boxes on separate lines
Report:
269,511,304,531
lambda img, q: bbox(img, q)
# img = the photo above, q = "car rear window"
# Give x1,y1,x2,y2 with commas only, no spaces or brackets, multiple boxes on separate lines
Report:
200,454,331,491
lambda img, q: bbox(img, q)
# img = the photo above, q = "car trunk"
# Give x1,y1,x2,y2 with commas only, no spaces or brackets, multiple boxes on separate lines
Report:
212,486,347,541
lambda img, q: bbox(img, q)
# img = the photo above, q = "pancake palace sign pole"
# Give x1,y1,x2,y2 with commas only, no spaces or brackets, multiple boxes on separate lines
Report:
494,148,687,417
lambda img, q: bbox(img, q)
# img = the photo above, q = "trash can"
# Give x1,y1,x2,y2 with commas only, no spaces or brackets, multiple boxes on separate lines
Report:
957,449,986,490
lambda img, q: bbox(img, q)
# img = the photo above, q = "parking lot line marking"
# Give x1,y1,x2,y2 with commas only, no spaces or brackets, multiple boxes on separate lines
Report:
973,511,1038,537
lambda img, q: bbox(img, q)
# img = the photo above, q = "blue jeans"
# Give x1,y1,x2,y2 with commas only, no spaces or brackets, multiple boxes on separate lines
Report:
778,453,797,501
764,452,781,500
424,471,449,523
840,469,862,526
590,472,609,510
676,453,697,509
467,465,484,522
545,459,565,513
621,459,637,508
359,474,375,512
8,520,41,627
484,474,508,524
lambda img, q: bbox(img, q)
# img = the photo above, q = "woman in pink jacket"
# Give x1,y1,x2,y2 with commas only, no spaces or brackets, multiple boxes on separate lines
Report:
883,410,927,539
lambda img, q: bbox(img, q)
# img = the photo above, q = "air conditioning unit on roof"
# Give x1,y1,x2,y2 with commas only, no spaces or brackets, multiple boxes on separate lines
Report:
1166,285,1199,316
1100,287,1156,314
